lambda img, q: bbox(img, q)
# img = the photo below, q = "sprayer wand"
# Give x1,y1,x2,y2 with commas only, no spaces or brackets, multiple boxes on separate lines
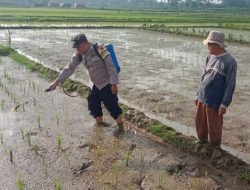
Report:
11,88,52,111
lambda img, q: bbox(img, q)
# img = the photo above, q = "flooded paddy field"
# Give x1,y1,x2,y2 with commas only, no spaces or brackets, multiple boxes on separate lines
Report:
0,55,249,190
0,28,250,163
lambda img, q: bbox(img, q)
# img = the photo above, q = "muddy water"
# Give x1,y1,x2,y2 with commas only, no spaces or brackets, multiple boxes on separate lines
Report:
0,56,249,190
0,28,250,162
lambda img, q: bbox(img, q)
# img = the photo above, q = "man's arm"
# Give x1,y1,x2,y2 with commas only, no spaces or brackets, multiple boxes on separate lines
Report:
50,52,81,90
219,58,237,115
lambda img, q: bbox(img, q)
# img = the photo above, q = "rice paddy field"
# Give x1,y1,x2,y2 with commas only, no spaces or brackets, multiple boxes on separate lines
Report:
1,7,250,189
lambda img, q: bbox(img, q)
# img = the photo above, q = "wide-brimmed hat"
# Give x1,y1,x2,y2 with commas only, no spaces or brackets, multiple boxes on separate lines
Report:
71,33,88,48
203,31,227,48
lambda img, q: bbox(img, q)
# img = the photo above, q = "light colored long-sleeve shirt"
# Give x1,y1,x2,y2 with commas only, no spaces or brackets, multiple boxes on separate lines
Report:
197,52,237,109
56,44,119,90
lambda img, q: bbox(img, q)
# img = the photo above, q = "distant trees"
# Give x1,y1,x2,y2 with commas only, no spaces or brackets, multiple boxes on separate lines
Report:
1,0,250,9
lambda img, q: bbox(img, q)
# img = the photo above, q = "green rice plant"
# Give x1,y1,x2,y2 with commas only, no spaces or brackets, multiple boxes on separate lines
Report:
8,148,13,162
56,114,59,125
127,177,134,190
20,128,24,139
43,164,48,176
139,152,145,181
0,133,3,145
114,140,121,155
63,152,71,167
26,132,31,146
96,146,102,157
33,98,36,106
13,95,17,104
157,172,164,188
40,154,45,165
113,162,120,187
32,81,35,90
17,175,24,190
33,143,40,154
54,179,62,190
55,134,63,149
125,150,131,167
1,100,5,110
36,115,41,128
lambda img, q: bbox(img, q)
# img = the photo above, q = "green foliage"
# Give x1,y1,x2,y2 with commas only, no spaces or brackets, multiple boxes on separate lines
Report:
0,44,13,56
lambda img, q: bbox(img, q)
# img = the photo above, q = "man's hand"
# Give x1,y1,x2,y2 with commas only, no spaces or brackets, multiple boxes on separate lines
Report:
219,106,226,116
49,80,59,91
111,84,118,95
195,99,198,106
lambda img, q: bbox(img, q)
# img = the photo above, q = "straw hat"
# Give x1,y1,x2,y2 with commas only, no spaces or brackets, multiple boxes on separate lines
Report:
203,31,227,48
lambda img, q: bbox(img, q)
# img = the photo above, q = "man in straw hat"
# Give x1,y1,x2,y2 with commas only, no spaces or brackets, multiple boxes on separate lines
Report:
195,31,237,159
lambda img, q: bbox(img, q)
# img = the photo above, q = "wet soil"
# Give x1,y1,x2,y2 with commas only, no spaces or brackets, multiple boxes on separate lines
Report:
1,56,250,189
0,28,250,162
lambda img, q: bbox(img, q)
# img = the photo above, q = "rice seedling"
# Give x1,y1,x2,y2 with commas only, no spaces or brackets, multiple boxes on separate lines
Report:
32,81,35,90
113,162,120,187
43,164,48,176
139,151,145,181
56,114,59,125
20,128,24,139
114,140,121,155
1,100,5,110
8,148,13,162
125,150,131,167
33,98,36,106
55,134,63,149
33,143,40,154
26,132,31,146
157,172,164,188
36,115,41,128
0,133,3,145
40,154,45,165
54,179,62,190
17,175,24,190
96,146,102,157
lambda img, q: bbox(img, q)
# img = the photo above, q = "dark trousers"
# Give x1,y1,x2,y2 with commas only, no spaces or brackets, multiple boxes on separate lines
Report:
87,84,122,120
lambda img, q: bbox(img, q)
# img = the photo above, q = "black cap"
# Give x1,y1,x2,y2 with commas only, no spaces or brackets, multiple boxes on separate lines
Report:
71,33,88,48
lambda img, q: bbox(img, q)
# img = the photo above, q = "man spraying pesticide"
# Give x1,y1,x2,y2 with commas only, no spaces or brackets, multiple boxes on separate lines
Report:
48,33,124,137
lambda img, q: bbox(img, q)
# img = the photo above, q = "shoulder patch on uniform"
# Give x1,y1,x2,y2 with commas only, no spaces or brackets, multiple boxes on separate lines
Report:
97,45,110,59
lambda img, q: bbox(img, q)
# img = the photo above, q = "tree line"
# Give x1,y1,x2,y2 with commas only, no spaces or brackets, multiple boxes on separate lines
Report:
0,0,250,10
